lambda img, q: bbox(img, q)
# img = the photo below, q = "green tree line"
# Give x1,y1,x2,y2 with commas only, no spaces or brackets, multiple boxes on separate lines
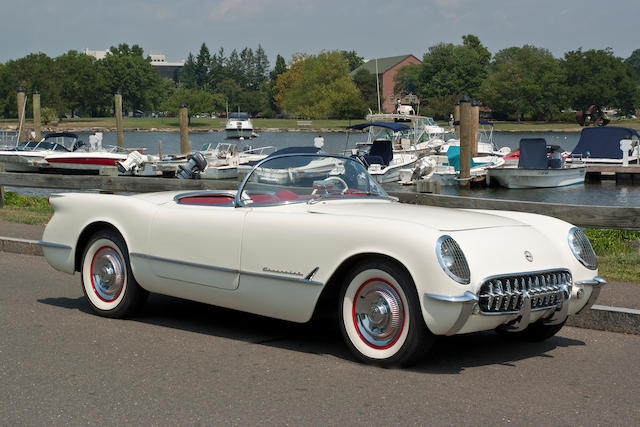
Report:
1,38,638,122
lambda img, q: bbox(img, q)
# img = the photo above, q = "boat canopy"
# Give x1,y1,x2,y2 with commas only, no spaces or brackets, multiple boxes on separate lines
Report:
347,122,411,132
43,132,79,139
229,112,250,120
571,126,640,160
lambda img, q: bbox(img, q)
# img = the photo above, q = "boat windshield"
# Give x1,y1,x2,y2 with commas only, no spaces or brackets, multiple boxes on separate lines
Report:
238,154,389,206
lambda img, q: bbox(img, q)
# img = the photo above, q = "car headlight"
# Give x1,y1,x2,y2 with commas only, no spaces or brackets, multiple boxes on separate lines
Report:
436,235,470,284
568,227,598,270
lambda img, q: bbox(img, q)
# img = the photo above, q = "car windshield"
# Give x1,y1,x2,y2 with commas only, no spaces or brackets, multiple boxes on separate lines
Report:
239,154,388,206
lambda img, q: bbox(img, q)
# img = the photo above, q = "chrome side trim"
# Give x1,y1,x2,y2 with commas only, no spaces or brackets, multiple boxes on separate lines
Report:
242,269,323,286
130,253,238,274
39,241,72,250
130,253,323,286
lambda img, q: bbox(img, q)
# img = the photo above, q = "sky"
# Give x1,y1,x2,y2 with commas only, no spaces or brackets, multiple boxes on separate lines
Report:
1,0,639,65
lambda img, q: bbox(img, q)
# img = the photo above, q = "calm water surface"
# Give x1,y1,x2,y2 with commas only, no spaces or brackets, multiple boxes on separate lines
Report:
9,130,640,207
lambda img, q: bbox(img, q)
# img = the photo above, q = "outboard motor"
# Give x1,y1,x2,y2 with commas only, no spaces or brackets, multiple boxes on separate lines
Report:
116,151,146,174
177,152,207,179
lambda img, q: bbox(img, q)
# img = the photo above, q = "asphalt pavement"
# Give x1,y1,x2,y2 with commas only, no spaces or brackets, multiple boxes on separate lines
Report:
1,251,640,425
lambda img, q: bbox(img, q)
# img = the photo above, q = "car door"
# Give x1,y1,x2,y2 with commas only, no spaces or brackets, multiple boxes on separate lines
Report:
146,202,247,291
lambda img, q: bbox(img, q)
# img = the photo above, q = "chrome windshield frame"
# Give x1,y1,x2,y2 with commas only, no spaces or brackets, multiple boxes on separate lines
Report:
234,153,390,208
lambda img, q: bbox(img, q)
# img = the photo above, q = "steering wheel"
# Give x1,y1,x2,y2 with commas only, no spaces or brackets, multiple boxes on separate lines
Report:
311,176,349,195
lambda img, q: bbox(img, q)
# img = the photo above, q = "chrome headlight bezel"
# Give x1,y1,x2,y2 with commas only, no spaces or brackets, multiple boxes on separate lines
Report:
436,235,471,285
568,227,598,270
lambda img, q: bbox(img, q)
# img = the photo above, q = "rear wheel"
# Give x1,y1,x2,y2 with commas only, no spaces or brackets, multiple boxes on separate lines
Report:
81,230,147,318
339,260,433,367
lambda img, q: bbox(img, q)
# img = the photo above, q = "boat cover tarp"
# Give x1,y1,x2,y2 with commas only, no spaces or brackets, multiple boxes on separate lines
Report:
445,146,477,171
364,140,393,166
518,138,548,169
347,122,411,132
571,126,640,159
43,132,79,139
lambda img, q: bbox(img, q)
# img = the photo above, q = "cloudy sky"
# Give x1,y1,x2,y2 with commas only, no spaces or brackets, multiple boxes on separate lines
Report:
2,0,638,64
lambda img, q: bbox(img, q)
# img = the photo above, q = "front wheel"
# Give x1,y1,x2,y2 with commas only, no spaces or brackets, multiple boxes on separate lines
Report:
339,261,433,367
81,230,148,318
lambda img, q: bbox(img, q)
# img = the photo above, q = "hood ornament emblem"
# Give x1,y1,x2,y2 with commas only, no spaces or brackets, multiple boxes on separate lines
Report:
524,251,534,262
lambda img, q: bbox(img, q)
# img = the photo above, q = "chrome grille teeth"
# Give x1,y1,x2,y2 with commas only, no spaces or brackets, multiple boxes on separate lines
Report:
478,270,571,313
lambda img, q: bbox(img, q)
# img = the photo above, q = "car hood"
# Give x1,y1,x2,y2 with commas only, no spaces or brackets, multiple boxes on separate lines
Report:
307,199,526,231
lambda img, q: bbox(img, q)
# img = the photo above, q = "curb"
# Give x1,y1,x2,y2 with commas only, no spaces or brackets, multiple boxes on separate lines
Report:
1,235,638,336
1,236,43,256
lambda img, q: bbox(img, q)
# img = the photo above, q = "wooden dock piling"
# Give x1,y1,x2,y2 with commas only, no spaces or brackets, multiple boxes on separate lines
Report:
32,91,41,141
16,87,26,143
179,103,190,154
458,95,473,188
114,91,124,148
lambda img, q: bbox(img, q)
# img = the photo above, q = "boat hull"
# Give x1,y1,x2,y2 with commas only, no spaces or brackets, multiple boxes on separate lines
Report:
487,166,587,189
225,128,254,139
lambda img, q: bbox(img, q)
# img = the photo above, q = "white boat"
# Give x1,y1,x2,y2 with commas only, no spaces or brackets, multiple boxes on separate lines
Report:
0,132,80,172
566,126,640,164
415,147,505,186
225,112,254,139
487,138,586,189
439,120,511,158
42,133,148,173
346,122,419,183
364,113,446,155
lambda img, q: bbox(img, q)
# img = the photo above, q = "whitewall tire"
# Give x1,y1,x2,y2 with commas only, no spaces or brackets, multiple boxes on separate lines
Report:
81,231,147,318
339,261,433,367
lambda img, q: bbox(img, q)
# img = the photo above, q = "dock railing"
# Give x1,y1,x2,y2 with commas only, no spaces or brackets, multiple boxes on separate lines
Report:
0,169,638,230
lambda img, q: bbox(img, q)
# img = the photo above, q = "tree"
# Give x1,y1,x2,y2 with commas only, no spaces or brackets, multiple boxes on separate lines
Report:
417,35,490,117
340,50,364,72
274,51,366,119
161,87,224,116
481,45,566,120
195,43,211,90
99,44,165,113
56,50,105,117
178,53,199,89
352,69,378,112
563,48,639,115
624,49,640,81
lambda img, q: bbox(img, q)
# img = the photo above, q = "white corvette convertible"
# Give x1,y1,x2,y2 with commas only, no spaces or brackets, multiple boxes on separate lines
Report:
41,153,605,366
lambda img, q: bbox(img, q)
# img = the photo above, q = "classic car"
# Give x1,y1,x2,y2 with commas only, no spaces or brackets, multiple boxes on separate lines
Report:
41,153,605,367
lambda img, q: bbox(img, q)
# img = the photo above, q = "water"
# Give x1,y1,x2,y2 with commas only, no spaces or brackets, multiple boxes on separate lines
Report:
7,130,640,207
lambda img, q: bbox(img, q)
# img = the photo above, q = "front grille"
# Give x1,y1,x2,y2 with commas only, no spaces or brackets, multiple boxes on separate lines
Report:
478,270,571,314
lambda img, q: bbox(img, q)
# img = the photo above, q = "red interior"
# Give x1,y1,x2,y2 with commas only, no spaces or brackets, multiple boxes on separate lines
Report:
178,189,365,206
179,195,235,205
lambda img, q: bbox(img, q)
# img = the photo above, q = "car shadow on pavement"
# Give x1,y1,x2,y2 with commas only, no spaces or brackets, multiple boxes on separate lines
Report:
39,292,586,373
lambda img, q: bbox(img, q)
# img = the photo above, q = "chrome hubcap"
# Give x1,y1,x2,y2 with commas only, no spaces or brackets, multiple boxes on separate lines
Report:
91,247,125,302
354,280,404,348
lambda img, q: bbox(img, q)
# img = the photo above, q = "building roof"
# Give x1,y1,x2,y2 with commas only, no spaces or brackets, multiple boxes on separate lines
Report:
352,54,421,75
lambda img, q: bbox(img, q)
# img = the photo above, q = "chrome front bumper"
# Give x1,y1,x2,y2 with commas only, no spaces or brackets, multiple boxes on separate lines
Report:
425,276,606,335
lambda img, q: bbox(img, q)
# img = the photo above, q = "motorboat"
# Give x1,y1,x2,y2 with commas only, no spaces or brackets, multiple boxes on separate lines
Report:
364,113,446,155
225,112,254,139
42,133,144,173
412,146,504,186
487,138,586,189
566,126,640,164
438,120,511,158
346,122,419,183
0,132,80,172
